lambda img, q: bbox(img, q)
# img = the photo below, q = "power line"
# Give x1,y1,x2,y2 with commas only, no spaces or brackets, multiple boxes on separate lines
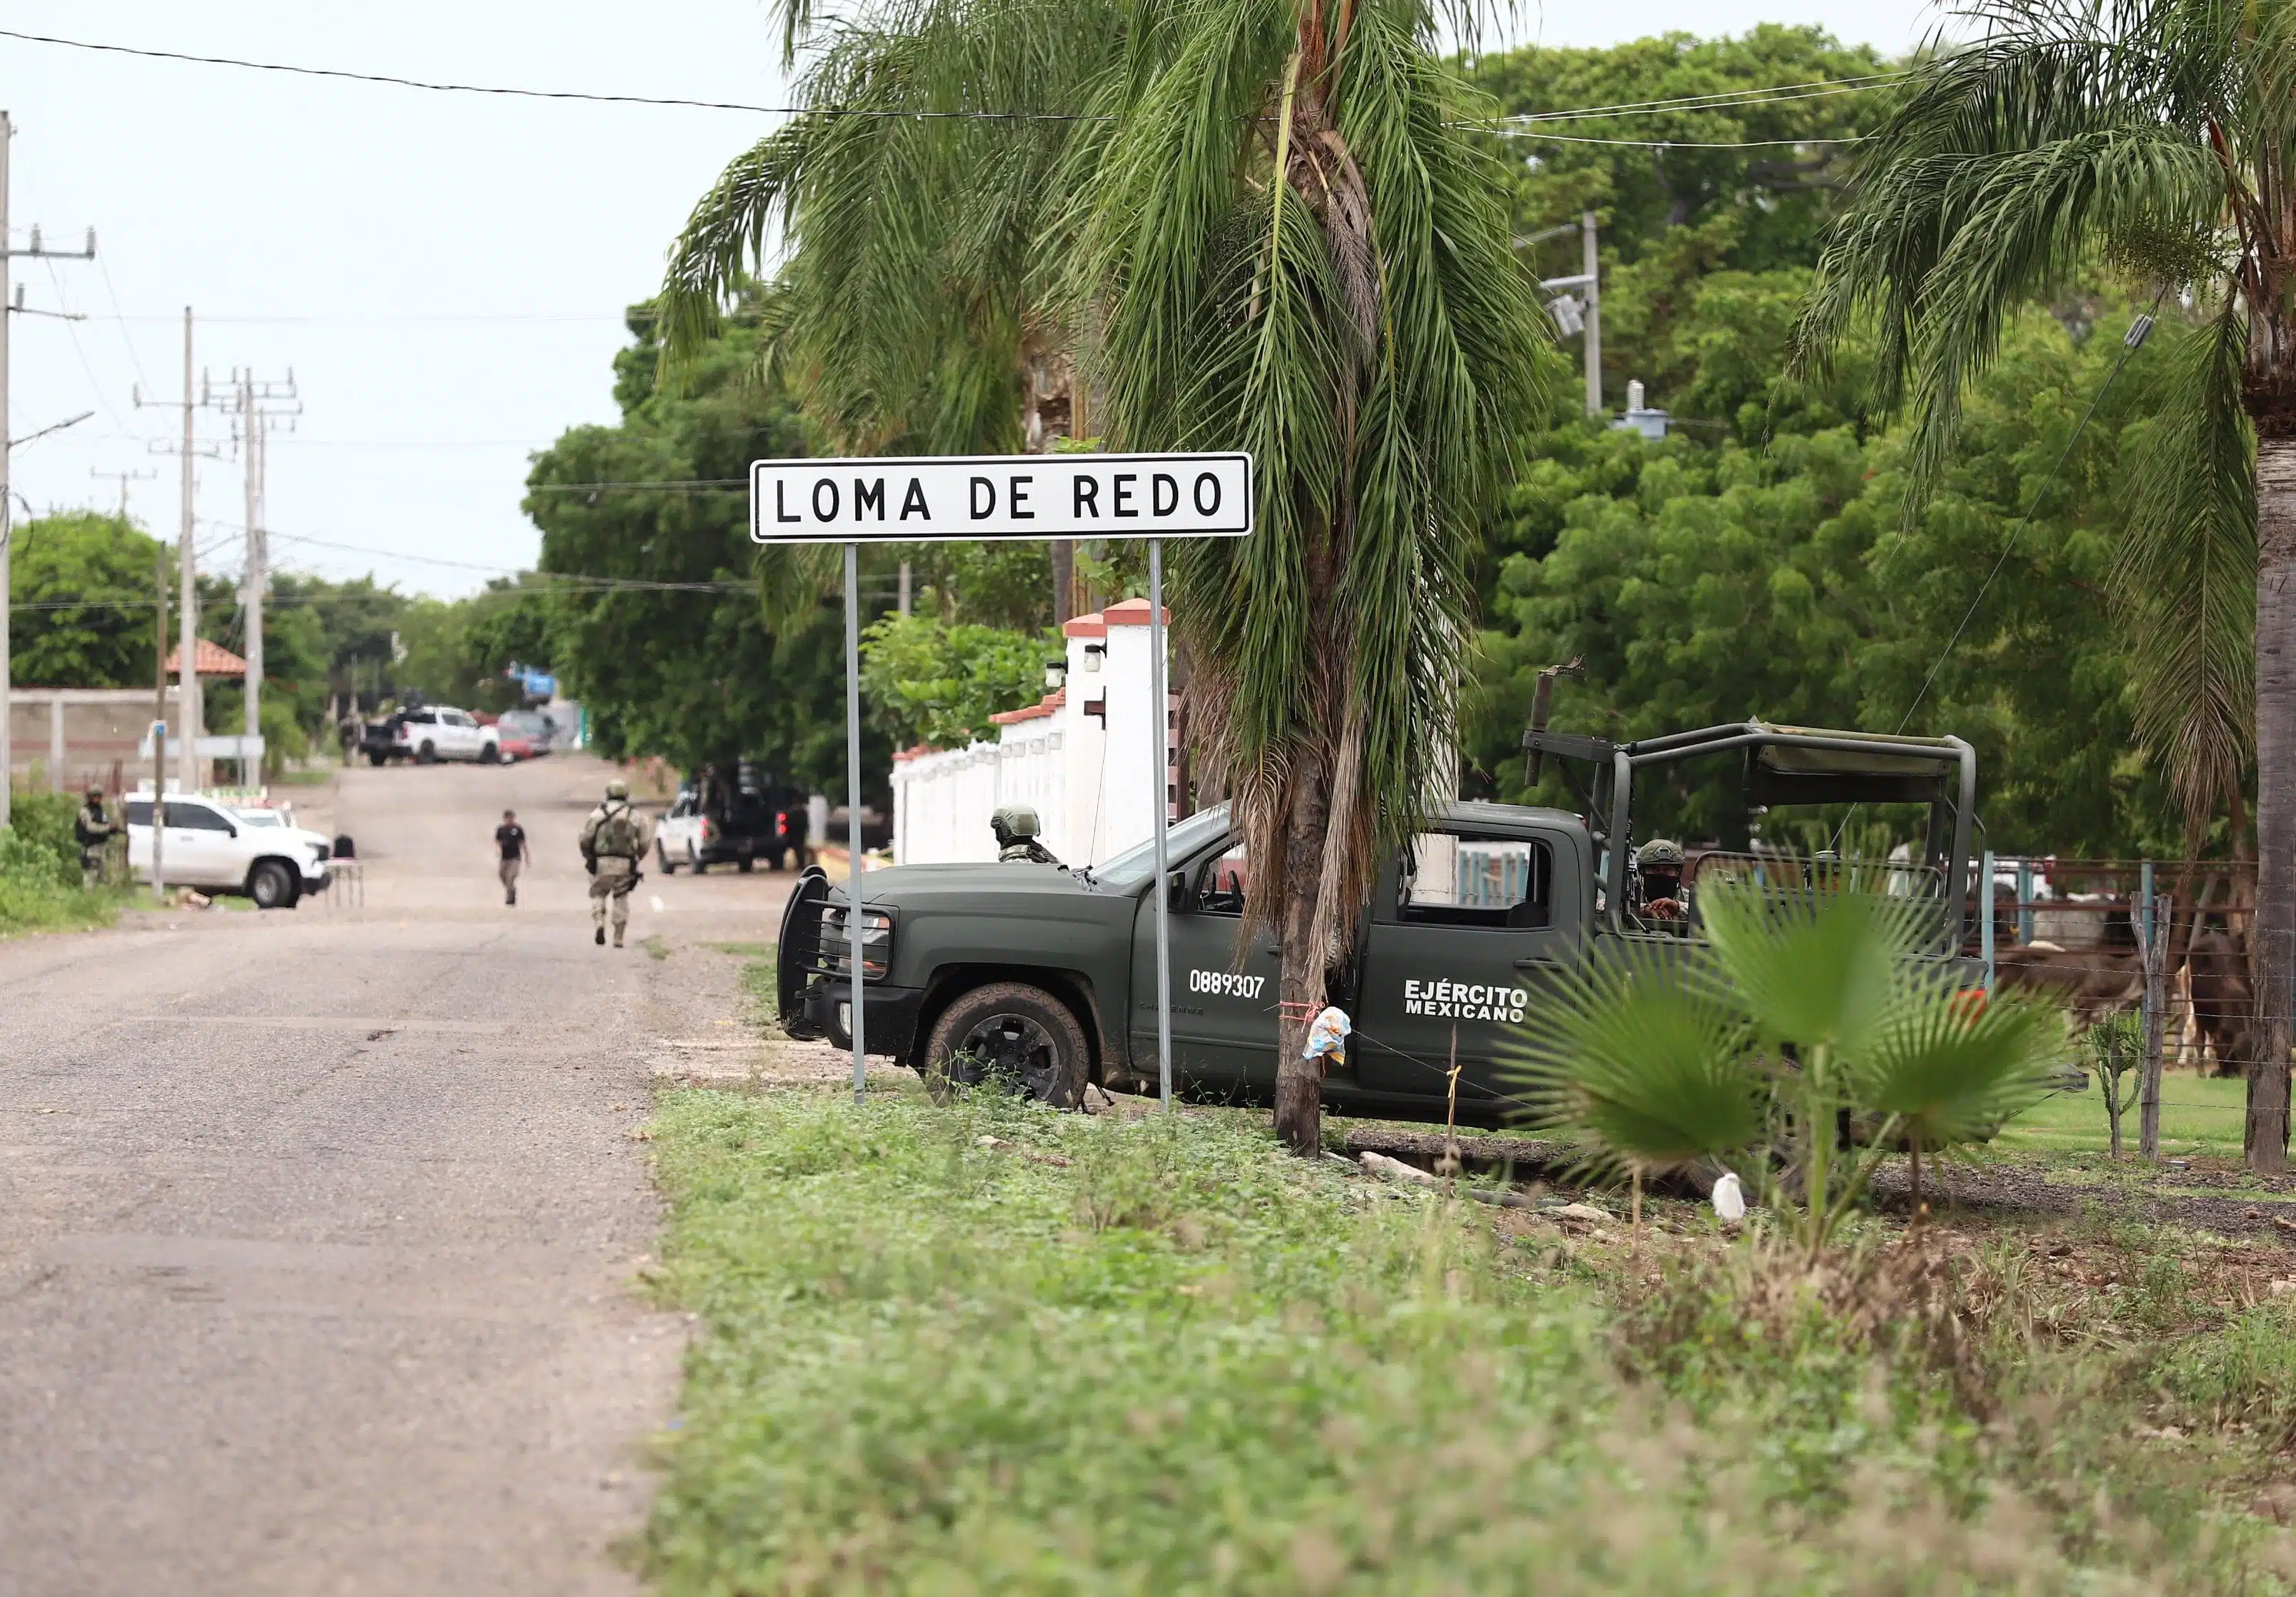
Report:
1496,73,1904,124
1491,128,1865,149
0,28,1105,122
3,26,1911,140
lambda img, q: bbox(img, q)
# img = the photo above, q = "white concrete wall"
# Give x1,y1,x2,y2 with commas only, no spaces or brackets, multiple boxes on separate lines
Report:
893,602,1172,867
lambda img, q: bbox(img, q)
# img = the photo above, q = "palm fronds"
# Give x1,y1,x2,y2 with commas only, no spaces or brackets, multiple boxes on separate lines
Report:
1509,876,2067,1253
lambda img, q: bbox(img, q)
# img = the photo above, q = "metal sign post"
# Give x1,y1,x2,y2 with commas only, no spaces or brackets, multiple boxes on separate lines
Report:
749,452,1254,1112
843,542,867,1105
1147,538,1173,1108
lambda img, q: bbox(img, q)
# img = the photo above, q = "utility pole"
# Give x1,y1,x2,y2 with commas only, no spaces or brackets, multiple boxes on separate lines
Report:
0,110,97,828
202,367,299,779
151,544,167,896
92,466,158,520
135,314,221,797
1521,213,1602,419
1581,210,1602,418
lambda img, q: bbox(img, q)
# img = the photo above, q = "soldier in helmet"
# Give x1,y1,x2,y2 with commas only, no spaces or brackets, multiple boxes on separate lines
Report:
990,805,1061,866
1635,838,1687,924
73,786,116,888
579,778,656,946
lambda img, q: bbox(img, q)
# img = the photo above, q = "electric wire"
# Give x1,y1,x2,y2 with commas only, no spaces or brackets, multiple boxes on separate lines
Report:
0,27,1106,122
0,25,1906,147
1496,73,1905,123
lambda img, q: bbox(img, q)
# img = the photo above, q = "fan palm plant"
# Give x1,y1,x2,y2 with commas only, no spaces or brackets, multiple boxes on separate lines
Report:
1511,878,2066,1255
663,0,1549,1152
1795,0,2296,1171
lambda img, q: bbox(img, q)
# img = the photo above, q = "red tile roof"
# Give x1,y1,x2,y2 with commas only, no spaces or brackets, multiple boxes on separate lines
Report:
990,689,1067,726
1062,599,1169,638
164,638,249,677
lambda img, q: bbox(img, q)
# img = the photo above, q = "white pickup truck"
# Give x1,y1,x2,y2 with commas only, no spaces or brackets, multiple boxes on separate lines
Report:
126,794,334,908
394,706,502,764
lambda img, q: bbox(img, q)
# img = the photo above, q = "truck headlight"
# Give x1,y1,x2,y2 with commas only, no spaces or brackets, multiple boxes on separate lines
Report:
820,908,893,982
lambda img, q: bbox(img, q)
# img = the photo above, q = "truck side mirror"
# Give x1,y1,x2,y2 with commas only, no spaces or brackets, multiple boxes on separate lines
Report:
1167,871,1188,911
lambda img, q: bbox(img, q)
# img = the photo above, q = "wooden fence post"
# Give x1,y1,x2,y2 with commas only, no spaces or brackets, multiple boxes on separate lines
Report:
2137,864,2167,1161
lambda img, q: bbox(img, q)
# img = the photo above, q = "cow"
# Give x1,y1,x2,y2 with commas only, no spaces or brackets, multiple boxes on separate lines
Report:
2185,927,2257,1078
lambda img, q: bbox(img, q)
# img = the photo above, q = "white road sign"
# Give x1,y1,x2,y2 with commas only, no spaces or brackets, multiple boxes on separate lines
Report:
750,452,1254,544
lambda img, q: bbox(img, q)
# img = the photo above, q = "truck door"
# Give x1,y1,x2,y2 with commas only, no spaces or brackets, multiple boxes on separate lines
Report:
1354,825,1579,1113
1129,833,1282,1098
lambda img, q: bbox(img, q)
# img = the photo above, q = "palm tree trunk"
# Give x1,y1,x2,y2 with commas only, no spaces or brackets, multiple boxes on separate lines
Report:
2248,436,2296,1172
1274,739,1333,1156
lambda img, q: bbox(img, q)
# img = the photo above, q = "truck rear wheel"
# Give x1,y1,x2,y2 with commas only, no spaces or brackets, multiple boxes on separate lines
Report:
922,982,1088,1108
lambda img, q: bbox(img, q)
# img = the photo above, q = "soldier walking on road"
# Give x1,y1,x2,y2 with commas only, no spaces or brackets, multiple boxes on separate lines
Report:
74,787,116,888
494,809,530,906
579,779,653,947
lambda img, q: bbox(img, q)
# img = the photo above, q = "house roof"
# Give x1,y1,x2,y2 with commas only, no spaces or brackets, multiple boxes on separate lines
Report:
164,638,249,677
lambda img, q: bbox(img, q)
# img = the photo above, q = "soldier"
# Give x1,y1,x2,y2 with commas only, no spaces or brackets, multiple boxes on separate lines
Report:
579,779,655,947
73,786,116,889
1634,838,1687,924
990,805,1060,866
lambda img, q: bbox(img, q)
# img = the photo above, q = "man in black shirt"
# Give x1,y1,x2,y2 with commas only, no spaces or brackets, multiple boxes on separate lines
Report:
495,809,529,906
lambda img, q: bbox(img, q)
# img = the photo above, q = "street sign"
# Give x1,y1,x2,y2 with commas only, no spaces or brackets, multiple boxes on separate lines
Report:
750,453,1254,544
138,732,265,761
753,448,1256,1114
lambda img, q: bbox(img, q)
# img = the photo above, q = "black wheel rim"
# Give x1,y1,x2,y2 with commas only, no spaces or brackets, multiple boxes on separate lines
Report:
949,1013,1062,1099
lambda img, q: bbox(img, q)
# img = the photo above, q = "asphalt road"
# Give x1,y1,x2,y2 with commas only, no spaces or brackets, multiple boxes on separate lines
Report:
0,754,798,1596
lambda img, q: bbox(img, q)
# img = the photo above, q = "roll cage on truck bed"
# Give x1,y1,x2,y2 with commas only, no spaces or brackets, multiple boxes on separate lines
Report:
776,720,1980,1123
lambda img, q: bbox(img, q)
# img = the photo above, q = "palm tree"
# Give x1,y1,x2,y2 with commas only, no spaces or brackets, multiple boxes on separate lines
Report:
1511,878,2066,1256
660,0,1115,626
664,0,1549,1152
1797,0,2296,1171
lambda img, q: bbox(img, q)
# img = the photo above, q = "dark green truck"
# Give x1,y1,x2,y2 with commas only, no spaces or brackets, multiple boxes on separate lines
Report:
777,721,1980,1122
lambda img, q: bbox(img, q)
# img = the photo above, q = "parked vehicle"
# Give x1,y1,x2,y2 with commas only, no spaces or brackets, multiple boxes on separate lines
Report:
393,706,501,764
777,721,1982,1120
356,710,411,766
127,793,333,908
657,773,807,874
496,709,558,754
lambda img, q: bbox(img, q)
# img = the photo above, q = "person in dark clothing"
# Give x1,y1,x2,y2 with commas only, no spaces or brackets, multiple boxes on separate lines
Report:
74,786,116,888
494,809,530,905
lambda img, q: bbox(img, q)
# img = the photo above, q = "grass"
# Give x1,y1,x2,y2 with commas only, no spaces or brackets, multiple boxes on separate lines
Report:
1998,1073,2250,1161
635,948,2296,1590
269,767,335,787
639,1078,2296,1593
643,934,672,961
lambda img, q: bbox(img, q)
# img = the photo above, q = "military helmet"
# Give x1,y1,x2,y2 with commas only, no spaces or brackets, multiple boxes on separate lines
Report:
992,804,1042,840
1636,838,1684,871
604,779,629,801
85,784,104,802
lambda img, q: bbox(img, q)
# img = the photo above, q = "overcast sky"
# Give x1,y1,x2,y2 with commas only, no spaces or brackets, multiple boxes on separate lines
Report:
1,0,1942,599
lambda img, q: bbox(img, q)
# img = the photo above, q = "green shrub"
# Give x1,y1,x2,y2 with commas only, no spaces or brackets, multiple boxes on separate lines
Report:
4,789,83,881
0,790,118,934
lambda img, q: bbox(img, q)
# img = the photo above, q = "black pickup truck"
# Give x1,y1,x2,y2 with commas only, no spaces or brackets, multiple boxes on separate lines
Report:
777,721,1982,1122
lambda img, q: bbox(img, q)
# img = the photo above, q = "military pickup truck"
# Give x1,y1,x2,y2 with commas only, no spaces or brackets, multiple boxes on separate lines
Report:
777,721,1980,1123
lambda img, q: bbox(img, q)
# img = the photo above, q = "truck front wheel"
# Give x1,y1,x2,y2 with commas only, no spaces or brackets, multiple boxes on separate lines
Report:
923,982,1088,1108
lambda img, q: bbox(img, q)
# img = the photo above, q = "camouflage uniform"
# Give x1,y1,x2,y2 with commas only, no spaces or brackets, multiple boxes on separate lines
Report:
73,790,116,889
580,782,655,946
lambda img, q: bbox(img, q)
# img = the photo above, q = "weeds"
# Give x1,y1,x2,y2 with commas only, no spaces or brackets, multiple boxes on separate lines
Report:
642,1086,2293,1593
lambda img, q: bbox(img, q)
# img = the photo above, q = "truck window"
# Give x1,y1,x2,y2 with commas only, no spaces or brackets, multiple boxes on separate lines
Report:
1400,832,1549,930
165,801,234,832
126,800,154,826
1194,842,1249,916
